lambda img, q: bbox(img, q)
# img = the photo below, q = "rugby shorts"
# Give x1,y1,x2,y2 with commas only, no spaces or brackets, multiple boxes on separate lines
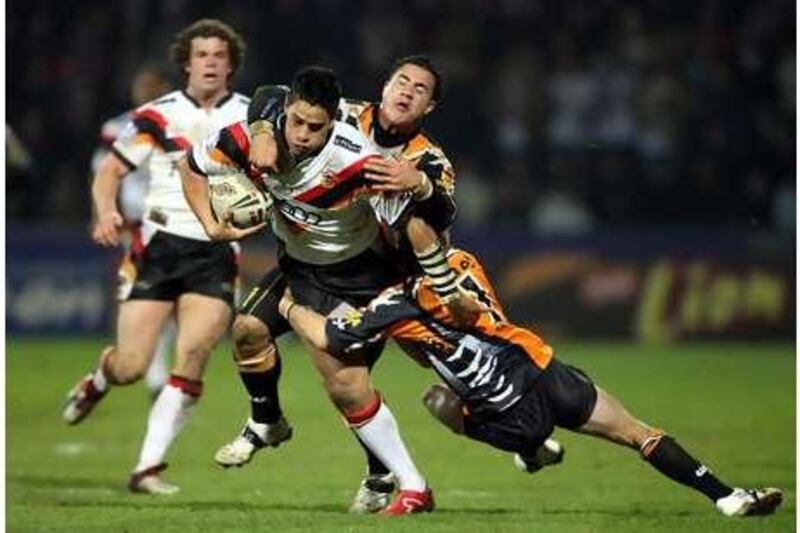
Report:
120,230,237,307
464,359,598,455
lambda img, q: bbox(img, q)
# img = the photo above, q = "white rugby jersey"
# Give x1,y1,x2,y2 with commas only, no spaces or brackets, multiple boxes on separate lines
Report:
112,90,250,240
93,111,149,223
189,119,382,265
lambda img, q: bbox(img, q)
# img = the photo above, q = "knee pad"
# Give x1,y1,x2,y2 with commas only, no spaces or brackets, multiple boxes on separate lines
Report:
422,383,464,434
232,315,277,372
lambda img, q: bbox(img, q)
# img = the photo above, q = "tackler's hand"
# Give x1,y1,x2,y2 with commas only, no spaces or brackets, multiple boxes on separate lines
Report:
249,129,280,174
445,290,491,329
364,156,431,197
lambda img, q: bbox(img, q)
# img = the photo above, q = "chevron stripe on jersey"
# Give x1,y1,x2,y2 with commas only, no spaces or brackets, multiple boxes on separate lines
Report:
113,90,249,241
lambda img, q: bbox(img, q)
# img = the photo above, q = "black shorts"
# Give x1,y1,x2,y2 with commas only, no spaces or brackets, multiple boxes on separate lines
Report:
463,359,598,455
123,230,237,307
239,245,401,363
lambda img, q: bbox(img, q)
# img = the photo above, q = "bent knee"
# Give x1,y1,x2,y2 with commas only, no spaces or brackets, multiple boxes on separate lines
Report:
108,351,148,384
232,315,276,371
325,377,372,413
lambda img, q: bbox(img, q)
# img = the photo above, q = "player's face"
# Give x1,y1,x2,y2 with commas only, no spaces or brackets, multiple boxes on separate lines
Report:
381,64,437,126
185,37,232,95
283,101,333,159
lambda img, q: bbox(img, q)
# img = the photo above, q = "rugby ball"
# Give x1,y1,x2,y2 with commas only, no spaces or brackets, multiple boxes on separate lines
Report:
208,171,273,229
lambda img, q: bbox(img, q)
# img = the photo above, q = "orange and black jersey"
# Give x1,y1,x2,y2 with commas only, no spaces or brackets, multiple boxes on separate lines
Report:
247,87,457,231
325,249,554,415
336,99,457,234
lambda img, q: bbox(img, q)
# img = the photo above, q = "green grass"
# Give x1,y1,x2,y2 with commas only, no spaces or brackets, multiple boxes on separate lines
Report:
7,338,796,532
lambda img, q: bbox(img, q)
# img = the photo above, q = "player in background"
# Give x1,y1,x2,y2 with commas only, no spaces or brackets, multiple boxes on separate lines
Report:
62,19,251,495
221,56,483,513
91,64,174,399
278,222,784,519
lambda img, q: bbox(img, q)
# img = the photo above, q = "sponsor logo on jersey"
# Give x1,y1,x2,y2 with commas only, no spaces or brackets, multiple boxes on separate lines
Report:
333,135,362,153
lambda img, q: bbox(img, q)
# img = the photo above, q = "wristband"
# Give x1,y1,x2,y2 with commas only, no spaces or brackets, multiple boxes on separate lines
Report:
415,241,458,301
250,119,275,137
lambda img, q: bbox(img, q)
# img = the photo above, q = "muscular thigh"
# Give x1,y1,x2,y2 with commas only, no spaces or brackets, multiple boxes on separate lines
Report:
173,293,232,379
116,300,175,364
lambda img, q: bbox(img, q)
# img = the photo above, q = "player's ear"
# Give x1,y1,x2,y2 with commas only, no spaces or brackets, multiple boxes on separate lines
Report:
423,100,436,116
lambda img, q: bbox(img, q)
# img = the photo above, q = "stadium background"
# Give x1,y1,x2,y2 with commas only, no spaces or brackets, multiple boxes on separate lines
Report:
6,1,796,531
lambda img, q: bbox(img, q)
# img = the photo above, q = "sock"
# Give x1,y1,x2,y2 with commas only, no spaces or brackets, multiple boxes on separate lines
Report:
347,393,426,492
353,432,392,476
145,320,175,393
134,375,202,473
239,355,283,424
641,433,733,502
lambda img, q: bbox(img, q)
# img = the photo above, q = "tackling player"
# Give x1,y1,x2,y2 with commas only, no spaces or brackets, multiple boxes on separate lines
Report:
278,224,784,519
91,64,174,399
219,56,479,513
61,19,251,495
180,66,434,514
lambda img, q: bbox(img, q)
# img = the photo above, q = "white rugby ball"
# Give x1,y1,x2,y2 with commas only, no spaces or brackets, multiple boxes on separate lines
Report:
208,172,273,229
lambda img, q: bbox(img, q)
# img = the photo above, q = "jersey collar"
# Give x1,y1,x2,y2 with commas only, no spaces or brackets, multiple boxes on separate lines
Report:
371,105,419,148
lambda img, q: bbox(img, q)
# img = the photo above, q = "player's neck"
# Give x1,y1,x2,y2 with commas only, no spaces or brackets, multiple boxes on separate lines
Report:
184,86,230,110
376,108,417,137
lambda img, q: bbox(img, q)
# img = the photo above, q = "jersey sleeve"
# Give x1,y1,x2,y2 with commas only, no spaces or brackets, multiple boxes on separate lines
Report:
247,85,290,126
187,121,251,177
325,286,423,355
413,146,457,232
110,112,157,170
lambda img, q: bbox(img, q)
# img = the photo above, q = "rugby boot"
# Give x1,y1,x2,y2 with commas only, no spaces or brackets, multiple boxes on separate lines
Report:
380,487,435,515
128,463,179,495
349,472,397,514
62,373,108,425
214,416,292,468
513,438,565,473
716,487,783,517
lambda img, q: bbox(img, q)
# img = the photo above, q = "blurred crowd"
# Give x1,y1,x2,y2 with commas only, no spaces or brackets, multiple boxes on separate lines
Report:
7,0,795,232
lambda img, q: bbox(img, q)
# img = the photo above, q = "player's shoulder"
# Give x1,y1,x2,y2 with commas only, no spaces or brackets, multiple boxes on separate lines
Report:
329,120,375,157
224,91,251,109
338,98,372,118
99,110,134,143
406,128,449,160
129,90,182,122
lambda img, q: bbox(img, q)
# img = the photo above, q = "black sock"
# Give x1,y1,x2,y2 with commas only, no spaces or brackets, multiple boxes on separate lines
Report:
353,432,391,477
643,435,733,501
239,355,282,425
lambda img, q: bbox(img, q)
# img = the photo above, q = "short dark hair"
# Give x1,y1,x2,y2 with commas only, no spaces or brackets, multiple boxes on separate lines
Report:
389,55,443,102
288,66,342,119
169,19,246,79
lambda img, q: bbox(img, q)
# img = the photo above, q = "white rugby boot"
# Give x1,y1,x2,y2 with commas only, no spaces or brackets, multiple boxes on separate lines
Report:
349,472,397,514
715,487,782,517
128,463,179,495
214,417,292,468
62,373,108,425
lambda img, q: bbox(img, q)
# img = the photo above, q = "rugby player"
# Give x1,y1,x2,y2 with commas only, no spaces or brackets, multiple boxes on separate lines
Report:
180,66,433,514
277,225,784,518
219,56,481,513
62,19,251,495
90,64,174,399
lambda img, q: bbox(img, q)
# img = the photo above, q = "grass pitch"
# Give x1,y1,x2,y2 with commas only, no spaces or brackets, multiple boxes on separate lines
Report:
6,338,796,532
